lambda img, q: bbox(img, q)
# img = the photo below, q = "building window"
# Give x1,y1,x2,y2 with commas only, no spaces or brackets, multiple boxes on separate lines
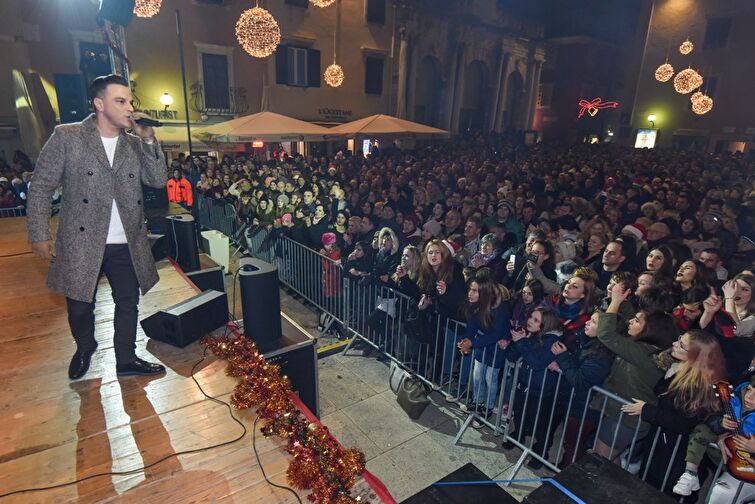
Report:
365,0,386,24
285,0,309,7
537,83,553,108
703,17,731,49
275,45,321,88
364,56,384,95
201,53,230,110
288,47,308,87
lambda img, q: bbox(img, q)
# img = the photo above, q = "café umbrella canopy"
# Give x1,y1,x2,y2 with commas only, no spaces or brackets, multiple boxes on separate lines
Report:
193,111,333,142
326,114,449,139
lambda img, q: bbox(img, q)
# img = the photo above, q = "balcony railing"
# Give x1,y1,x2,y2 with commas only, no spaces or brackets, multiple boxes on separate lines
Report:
190,83,249,116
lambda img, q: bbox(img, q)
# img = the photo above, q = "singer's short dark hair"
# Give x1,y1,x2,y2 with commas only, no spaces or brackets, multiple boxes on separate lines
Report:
88,74,130,102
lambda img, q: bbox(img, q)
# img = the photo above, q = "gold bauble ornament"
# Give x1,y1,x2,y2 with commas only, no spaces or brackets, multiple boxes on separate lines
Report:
324,63,345,87
133,0,162,18
654,62,674,82
310,0,337,6
679,39,694,55
235,5,281,58
673,68,703,94
690,92,713,115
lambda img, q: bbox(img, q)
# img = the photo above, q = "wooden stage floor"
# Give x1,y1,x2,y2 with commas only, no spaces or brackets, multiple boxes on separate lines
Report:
0,217,389,503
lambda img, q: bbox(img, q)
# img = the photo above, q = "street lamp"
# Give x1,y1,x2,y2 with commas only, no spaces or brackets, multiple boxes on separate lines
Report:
647,114,656,128
160,92,174,110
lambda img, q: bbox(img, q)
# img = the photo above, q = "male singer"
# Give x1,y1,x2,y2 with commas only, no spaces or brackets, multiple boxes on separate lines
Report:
27,74,168,379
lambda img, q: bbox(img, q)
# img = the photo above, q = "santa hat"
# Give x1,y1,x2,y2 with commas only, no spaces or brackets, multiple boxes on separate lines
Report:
622,223,648,242
443,239,461,256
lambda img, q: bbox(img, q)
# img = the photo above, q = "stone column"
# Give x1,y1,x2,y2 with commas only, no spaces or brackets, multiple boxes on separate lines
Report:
396,28,409,119
490,49,510,132
449,46,466,134
526,59,543,130
442,41,459,131
406,43,419,121
494,56,513,131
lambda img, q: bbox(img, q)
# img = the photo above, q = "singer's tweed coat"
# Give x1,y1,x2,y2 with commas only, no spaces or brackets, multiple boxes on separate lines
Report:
27,114,168,302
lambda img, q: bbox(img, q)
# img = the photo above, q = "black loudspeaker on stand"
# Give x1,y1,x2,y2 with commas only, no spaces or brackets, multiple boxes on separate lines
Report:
238,258,282,352
141,290,228,348
166,214,200,273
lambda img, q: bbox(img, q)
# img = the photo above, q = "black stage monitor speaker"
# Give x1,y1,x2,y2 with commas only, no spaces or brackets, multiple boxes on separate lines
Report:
523,453,674,504
401,463,518,504
141,290,228,347
97,0,135,26
239,258,282,352
166,214,200,273
186,267,225,294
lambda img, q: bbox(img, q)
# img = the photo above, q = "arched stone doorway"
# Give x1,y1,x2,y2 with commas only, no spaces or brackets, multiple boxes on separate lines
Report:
413,56,443,128
459,60,490,133
502,70,524,132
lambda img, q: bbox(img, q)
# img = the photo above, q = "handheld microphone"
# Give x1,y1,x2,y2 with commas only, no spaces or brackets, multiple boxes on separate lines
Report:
134,117,163,128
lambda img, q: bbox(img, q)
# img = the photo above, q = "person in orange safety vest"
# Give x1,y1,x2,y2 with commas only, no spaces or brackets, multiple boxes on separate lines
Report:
166,168,193,208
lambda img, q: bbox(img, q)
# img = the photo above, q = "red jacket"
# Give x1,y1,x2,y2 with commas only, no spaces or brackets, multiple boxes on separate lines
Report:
166,177,193,206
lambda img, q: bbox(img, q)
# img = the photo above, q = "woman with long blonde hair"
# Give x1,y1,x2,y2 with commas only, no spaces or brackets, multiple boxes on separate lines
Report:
396,239,466,383
621,329,725,496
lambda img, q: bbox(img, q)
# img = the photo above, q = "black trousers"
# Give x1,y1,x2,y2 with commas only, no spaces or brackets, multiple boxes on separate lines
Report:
66,244,140,365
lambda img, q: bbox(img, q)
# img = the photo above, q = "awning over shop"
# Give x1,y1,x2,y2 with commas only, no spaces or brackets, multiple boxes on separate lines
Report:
156,124,213,151
193,111,334,142
325,114,449,139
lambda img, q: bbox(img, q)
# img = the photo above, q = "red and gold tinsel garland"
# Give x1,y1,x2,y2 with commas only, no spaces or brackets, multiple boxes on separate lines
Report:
203,335,366,504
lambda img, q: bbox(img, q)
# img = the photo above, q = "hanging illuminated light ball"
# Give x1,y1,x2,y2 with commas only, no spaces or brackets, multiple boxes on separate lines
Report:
324,63,345,87
691,92,713,115
310,0,337,6
235,4,281,58
679,39,694,55
133,0,162,18
673,68,703,94
654,62,674,82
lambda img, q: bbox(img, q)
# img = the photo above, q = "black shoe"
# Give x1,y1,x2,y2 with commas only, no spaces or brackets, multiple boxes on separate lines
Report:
68,343,99,380
501,440,516,450
116,357,166,377
526,457,544,470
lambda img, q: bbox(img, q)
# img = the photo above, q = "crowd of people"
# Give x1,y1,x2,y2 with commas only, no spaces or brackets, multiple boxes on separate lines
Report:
179,137,755,500
0,150,33,209
11,134,755,500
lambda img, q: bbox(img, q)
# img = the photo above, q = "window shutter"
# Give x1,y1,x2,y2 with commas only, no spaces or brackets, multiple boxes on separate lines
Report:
307,49,321,88
366,0,386,24
365,57,384,95
275,45,288,84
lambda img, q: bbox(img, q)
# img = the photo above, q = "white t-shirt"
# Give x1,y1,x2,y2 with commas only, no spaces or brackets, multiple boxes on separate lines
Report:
101,135,128,244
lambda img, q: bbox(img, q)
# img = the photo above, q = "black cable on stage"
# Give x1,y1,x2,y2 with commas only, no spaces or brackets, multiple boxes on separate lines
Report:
0,346,246,500
0,251,33,258
252,416,303,504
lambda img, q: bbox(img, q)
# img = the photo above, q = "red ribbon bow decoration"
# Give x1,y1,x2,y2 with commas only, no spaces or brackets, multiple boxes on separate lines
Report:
577,97,619,118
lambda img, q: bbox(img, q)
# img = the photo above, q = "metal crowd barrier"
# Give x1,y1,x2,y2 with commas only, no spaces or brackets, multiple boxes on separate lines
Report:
196,196,237,238
196,195,744,502
0,205,26,218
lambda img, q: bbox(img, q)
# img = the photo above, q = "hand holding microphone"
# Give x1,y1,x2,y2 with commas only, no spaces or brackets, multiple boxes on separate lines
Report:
131,111,160,142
